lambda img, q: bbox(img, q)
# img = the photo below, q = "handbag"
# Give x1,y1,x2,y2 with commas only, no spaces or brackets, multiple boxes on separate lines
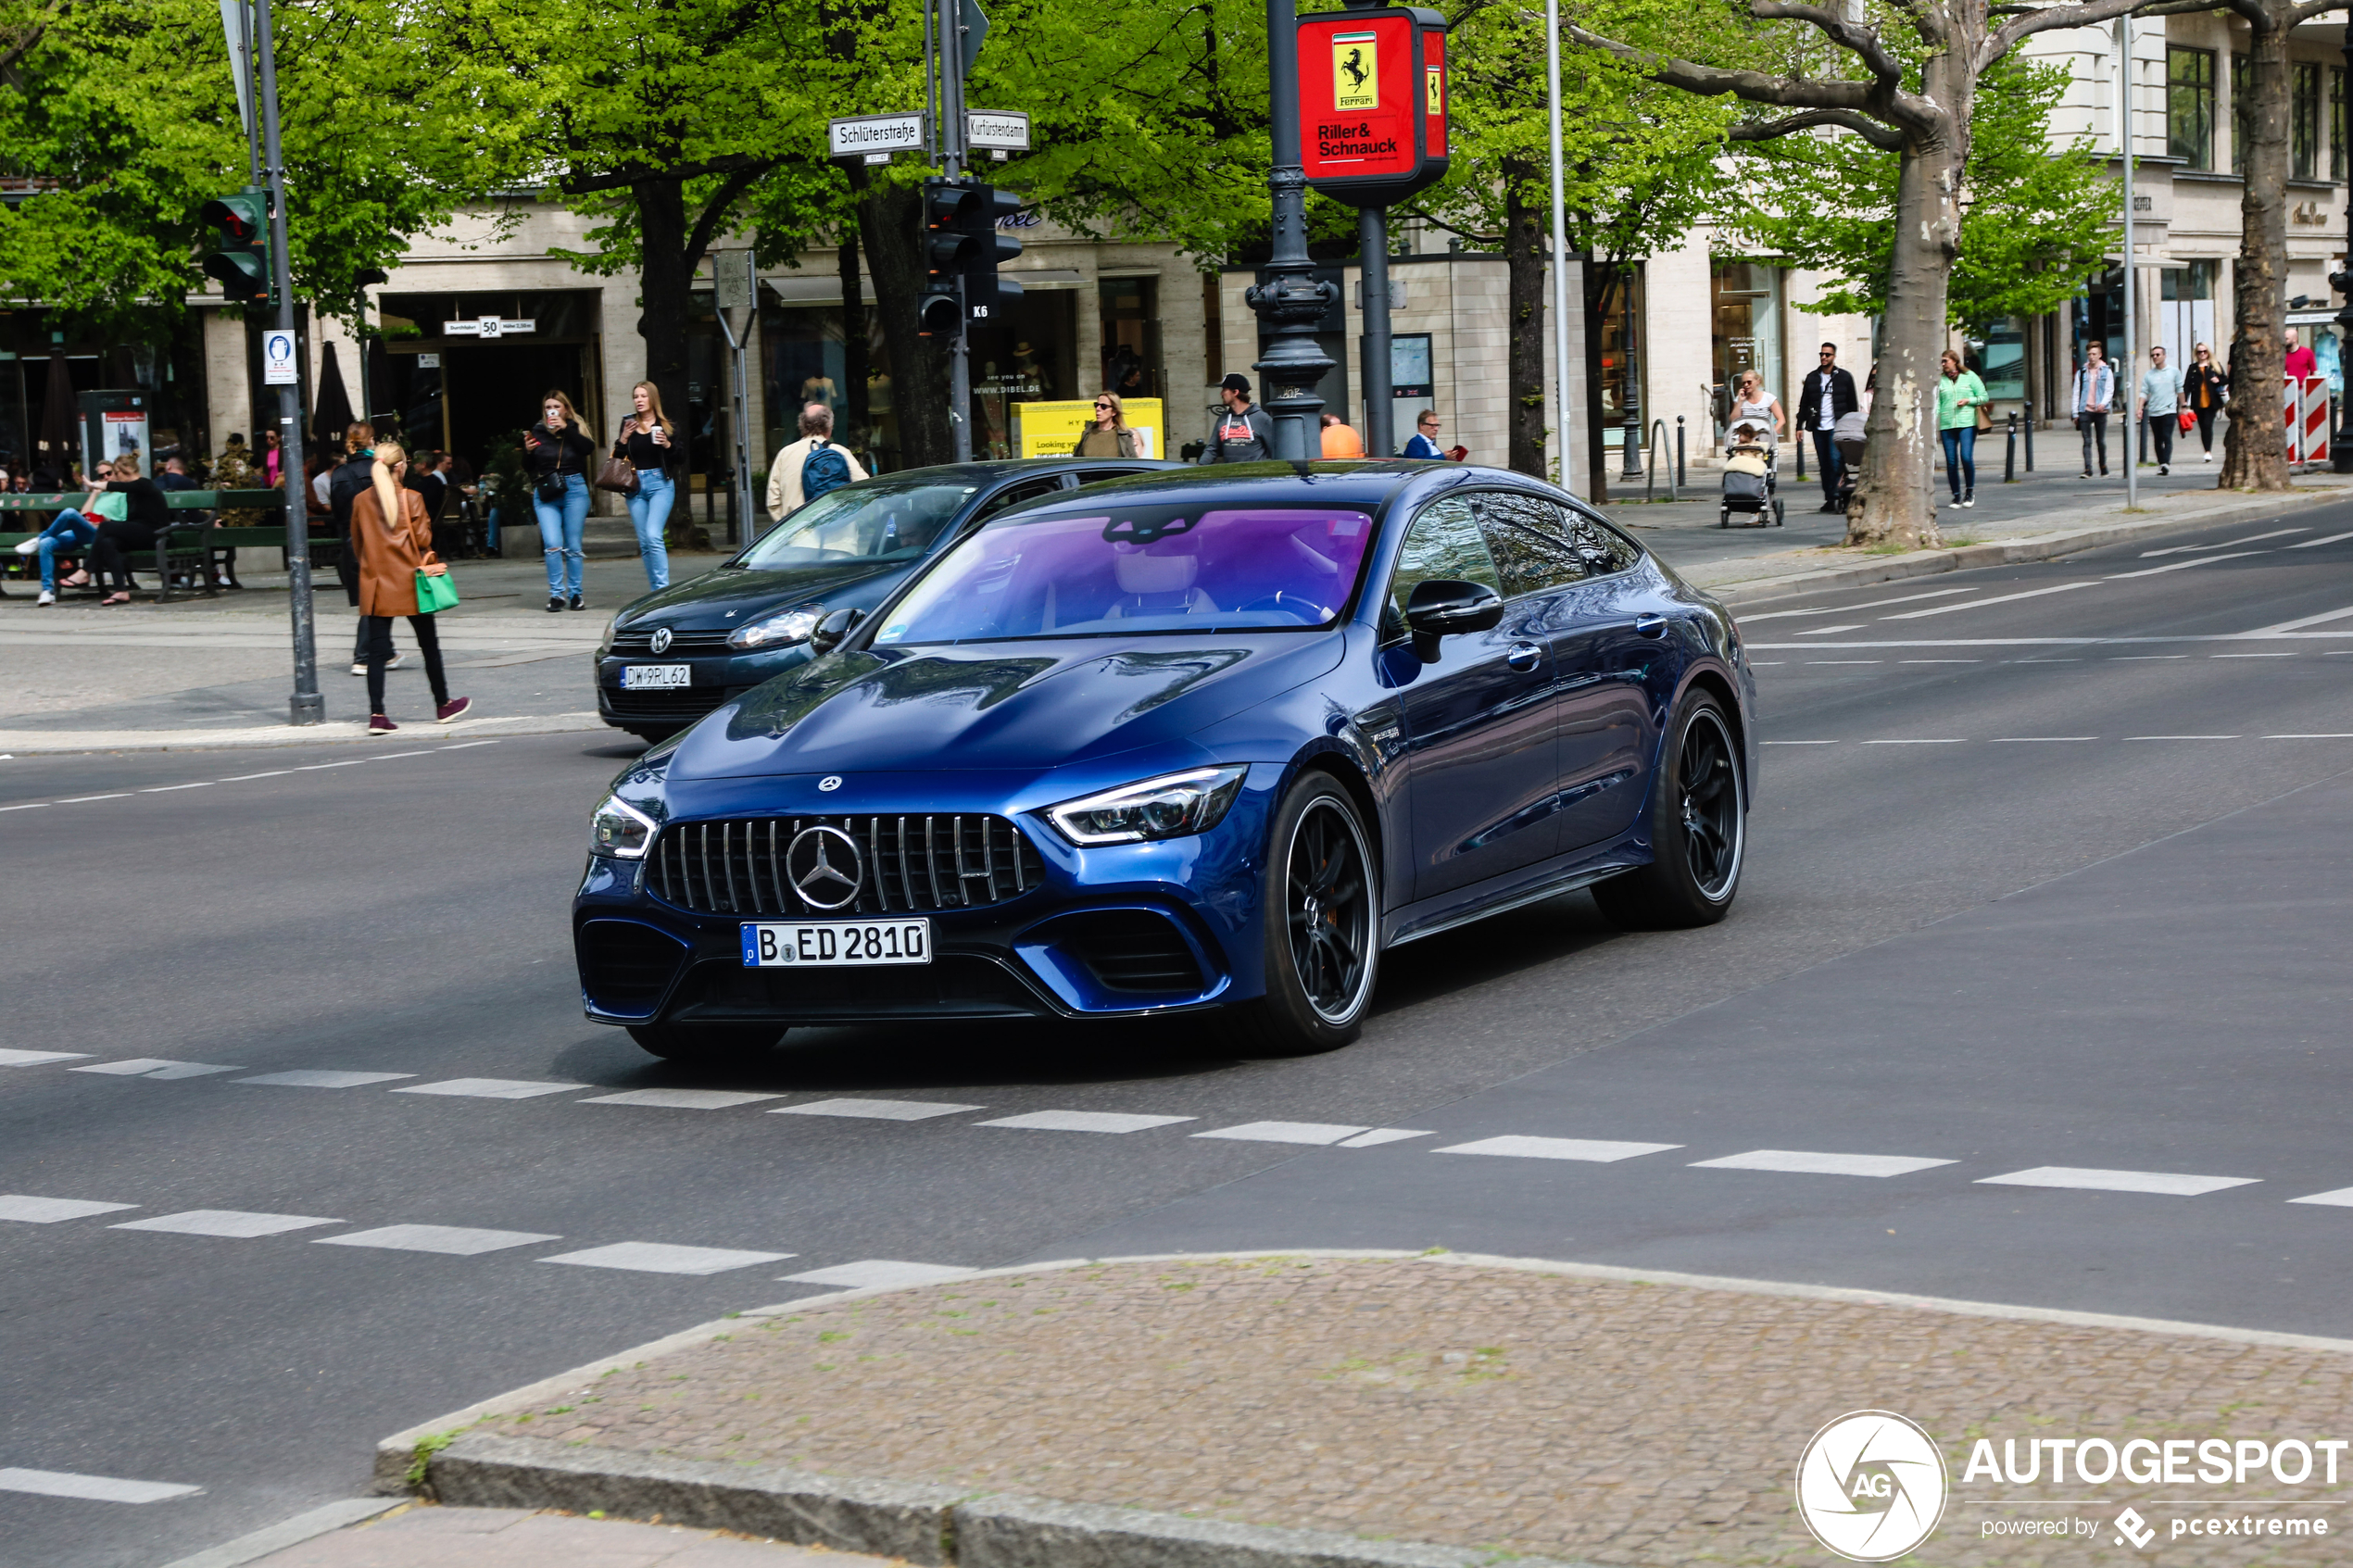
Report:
1974,404,1993,433
414,568,459,614
593,452,638,495
2178,409,2196,433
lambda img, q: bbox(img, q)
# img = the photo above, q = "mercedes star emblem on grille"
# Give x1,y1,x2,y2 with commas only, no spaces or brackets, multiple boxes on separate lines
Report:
818,775,843,792
786,825,863,910
648,627,673,655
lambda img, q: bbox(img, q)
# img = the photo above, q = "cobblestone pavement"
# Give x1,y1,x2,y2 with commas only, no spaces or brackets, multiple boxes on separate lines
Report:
448,1256,2353,1567
247,1504,899,1567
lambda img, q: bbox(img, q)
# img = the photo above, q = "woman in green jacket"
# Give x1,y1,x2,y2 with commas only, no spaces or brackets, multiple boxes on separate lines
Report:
1936,350,1990,508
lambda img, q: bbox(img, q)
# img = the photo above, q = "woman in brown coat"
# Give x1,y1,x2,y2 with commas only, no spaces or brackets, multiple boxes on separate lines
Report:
350,439,470,735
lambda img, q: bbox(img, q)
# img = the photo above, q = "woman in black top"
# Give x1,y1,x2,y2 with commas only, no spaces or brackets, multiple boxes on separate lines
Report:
93,456,170,604
2183,343,2230,462
522,390,597,611
614,380,677,590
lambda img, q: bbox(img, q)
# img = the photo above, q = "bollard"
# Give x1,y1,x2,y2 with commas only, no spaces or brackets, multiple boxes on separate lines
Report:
2005,412,2017,483
1676,416,1686,491
2023,398,2035,472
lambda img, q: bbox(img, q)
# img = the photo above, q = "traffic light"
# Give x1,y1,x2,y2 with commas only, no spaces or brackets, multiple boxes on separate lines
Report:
966,185,1026,320
921,179,977,336
200,186,272,306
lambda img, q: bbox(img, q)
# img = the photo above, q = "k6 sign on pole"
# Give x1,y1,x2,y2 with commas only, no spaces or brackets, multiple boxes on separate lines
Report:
1296,4,1448,207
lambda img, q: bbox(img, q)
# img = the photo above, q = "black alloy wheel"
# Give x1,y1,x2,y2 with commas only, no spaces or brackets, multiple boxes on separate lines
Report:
1227,772,1379,1055
624,1023,786,1063
1592,690,1745,929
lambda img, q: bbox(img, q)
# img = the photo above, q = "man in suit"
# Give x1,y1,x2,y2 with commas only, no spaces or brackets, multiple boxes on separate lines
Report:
1794,343,1860,513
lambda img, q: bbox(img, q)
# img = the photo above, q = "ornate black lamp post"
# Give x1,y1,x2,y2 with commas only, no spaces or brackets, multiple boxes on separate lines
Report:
1248,0,1336,460
2335,13,2353,471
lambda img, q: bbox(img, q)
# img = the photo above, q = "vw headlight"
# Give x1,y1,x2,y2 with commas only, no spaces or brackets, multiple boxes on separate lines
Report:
1046,766,1249,847
590,793,659,859
596,612,622,660
729,604,825,650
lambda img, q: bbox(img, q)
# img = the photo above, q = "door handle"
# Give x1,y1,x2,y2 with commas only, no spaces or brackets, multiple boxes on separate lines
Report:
1633,614,1669,640
1505,641,1542,672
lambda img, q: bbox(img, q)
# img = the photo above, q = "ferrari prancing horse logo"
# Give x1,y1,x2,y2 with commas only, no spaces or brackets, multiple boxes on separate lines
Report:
1333,32,1378,109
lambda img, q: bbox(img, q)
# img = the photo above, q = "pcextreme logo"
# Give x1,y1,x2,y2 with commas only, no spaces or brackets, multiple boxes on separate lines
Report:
1795,1411,1950,1562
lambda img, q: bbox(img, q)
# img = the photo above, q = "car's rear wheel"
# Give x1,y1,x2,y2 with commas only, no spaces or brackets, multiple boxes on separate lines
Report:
1592,691,1745,929
1226,772,1379,1056
624,1023,785,1063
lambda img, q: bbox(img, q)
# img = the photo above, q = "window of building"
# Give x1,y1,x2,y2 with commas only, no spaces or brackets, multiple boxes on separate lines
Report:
1709,261,1782,438
2334,66,2346,179
2294,60,2322,180
2168,47,2215,169
2160,259,2220,365
1595,264,1644,430
2233,53,2250,175
1098,277,1163,402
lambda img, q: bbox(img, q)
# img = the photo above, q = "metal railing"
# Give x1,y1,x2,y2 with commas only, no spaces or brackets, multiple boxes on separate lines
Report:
1642,420,1679,502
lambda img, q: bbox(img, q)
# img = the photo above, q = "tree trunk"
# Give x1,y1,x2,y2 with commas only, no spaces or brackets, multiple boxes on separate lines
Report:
635,177,693,467
1582,257,1613,503
1846,104,1966,550
852,170,950,468
839,237,871,458
1502,163,1548,480
2221,22,2292,491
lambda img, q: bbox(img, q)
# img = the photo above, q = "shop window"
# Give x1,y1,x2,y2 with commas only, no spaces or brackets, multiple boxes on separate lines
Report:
1975,320,2026,404
968,290,1077,460
2294,61,2322,180
1709,261,1781,435
2168,47,2215,170
1595,265,1644,432
1099,277,1163,401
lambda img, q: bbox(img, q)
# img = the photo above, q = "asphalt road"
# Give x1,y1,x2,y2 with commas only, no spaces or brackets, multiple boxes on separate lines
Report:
5,502,2352,1566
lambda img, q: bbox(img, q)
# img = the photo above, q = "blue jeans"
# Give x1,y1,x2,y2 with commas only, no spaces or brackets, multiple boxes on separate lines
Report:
1939,425,1976,498
626,468,675,590
1810,429,1842,502
32,509,97,592
533,473,588,598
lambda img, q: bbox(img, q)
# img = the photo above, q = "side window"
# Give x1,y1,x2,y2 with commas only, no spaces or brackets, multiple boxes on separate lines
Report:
1555,502,1644,577
971,478,1066,524
1469,492,1588,598
1384,495,1503,641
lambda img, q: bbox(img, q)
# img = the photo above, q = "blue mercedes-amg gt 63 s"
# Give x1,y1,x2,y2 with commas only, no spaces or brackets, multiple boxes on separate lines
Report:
575,459,1755,1060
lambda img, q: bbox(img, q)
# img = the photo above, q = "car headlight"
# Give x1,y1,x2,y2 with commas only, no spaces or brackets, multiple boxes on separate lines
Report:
1045,766,1249,846
590,793,659,859
729,604,825,650
597,612,622,659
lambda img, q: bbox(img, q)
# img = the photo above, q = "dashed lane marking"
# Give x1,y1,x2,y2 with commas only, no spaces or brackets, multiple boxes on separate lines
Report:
977,1110,1198,1134
541,1241,794,1275
1881,583,2098,619
1990,736,2097,743
236,1070,416,1089
1796,623,1866,634
769,1097,984,1121
0,1195,136,1223
1194,1121,1433,1148
69,1059,242,1080
2104,551,2268,580
391,1077,586,1099
54,794,131,803
1736,587,1977,622
583,1088,787,1110
0,1049,87,1066
0,1467,200,1504
1436,1135,1682,1163
111,1210,343,1237
2140,527,2310,557
1761,739,1839,746
2286,531,2353,548
781,1260,976,1288
2266,733,2353,739
1861,738,1968,745
2287,1188,2353,1207
2126,734,2239,741
2213,652,2296,659
1976,1167,2259,1198
316,1224,560,1256
1689,1149,1958,1178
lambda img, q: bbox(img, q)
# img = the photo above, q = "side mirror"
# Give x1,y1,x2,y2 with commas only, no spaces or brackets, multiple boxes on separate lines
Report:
809,606,864,655
1403,578,1504,659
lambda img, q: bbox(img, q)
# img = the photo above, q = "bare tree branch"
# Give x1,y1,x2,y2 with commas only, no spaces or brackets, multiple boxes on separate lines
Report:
1561,21,1942,139
560,155,770,195
685,163,774,273
1749,0,1908,82
1987,0,2171,64
1729,106,1908,148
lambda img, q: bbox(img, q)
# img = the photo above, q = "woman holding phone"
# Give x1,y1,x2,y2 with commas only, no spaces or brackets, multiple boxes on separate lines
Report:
616,380,677,591
523,390,596,612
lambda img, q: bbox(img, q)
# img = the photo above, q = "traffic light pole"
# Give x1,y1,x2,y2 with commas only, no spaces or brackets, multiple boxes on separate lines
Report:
940,0,973,462
252,0,320,725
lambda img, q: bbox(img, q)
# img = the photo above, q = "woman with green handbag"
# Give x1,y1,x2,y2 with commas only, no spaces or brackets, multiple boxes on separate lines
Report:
351,439,471,735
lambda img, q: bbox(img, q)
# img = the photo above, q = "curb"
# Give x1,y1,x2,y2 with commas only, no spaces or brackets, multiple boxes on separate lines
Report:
157,1498,406,1568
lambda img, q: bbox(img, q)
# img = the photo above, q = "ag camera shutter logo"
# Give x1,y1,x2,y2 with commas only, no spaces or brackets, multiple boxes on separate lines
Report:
1794,1411,1948,1562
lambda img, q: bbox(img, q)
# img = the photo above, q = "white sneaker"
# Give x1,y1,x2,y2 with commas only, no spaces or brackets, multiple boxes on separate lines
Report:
2158,464,2169,476
349,661,366,677
384,651,405,671
36,589,55,606
11,537,36,555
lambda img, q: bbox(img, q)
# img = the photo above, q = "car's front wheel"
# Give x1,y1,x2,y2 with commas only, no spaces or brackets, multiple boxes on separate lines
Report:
624,1023,786,1064
1226,771,1379,1056
1592,690,1745,929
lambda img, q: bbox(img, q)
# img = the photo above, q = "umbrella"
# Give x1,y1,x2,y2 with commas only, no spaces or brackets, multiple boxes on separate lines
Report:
312,342,354,457
36,350,76,484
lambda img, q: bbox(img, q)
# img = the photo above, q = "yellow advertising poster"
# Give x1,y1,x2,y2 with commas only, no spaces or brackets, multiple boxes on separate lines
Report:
1014,399,1164,460
1332,32,1379,111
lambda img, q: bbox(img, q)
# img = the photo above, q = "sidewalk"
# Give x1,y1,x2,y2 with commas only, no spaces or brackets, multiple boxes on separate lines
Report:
332,1252,2353,1568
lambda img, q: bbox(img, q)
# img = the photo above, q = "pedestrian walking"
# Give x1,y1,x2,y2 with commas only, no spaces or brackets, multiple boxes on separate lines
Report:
1794,343,1859,512
2183,343,2228,462
1935,350,1989,507
1729,370,1785,447
1318,412,1365,458
328,424,398,675
2284,327,2318,382
351,439,469,736
2070,344,2116,477
1074,393,1151,458
2136,345,2183,476
766,402,869,521
524,391,595,612
617,381,680,592
1200,374,1274,462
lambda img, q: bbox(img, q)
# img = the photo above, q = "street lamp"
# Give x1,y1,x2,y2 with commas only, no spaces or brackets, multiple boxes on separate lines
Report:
1247,0,1335,460
2334,11,2353,471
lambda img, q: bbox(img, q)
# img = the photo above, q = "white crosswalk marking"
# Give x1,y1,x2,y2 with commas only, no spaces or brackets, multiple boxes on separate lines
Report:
977,1110,1197,1134
1977,1167,2258,1197
781,1260,975,1288
540,1241,793,1275
0,1467,200,1504
582,1088,786,1110
0,1195,137,1223
391,1078,585,1099
2285,1187,2353,1207
316,1224,560,1255
770,1097,983,1121
1436,1135,1681,1162
236,1071,416,1088
111,1210,343,1237
0,1049,88,1067
70,1059,242,1079
1689,1149,1957,1178
1337,1128,1435,1148
1194,1121,1370,1145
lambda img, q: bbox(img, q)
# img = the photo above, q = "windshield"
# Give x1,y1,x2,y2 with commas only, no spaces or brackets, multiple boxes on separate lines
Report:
874,502,1378,646
736,479,978,569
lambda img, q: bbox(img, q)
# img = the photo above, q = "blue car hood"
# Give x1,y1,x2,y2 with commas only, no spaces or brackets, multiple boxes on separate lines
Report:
669,633,1342,779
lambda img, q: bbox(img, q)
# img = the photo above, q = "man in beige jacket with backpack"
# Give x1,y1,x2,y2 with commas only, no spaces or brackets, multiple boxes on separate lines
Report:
765,403,868,523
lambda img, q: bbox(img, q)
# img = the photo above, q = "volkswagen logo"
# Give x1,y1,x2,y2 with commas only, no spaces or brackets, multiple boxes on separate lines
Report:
786,825,863,911
648,626,673,655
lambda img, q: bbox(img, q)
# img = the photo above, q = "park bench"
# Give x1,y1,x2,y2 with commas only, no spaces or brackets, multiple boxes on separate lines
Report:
0,491,342,603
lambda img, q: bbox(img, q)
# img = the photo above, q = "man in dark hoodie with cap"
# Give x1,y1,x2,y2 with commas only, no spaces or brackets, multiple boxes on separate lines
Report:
1200,373,1276,463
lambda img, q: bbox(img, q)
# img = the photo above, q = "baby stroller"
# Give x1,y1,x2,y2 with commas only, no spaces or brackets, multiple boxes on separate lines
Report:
1831,410,1868,515
1717,421,1783,528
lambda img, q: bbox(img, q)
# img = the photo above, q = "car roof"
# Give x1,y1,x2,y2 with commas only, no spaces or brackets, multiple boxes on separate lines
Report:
860,458,1186,487
998,458,1560,513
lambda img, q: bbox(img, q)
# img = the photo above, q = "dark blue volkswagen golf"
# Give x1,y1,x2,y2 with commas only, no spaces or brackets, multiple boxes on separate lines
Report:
575,460,1755,1060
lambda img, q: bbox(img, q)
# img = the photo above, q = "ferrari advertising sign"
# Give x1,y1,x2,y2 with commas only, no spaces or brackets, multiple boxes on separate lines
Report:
1297,5,1448,207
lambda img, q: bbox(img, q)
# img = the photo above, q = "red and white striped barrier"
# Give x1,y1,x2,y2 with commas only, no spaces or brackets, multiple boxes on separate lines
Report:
2284,375,2330,467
